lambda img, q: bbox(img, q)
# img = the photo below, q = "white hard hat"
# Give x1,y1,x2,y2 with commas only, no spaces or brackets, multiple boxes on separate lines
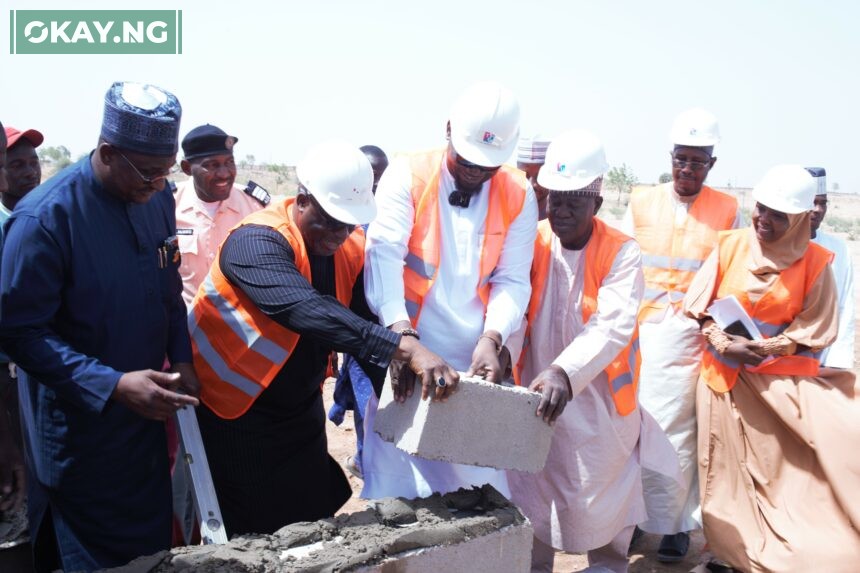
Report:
669,108,720,147
295,139,376,225
449,81,520,167
752,165,816,214
537,129,609,192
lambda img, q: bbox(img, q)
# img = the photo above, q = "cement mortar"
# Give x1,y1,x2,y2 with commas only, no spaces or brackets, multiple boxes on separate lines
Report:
102,484,528,573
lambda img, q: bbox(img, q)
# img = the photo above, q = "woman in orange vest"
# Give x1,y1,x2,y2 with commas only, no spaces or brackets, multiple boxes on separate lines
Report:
507,131,680,573
684,165,860,572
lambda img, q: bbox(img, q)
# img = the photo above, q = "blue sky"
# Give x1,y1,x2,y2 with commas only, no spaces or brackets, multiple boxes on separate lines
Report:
2,0,858,191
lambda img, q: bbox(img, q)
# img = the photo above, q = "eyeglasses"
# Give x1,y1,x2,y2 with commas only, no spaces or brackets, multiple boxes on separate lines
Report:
455,154,500,175
671,156,712,171
115,150,174,184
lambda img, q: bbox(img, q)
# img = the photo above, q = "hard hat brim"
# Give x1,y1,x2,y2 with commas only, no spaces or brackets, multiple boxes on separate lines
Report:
451,130,518,168
310,191,378,226
751,188,809,215
537,170,604,192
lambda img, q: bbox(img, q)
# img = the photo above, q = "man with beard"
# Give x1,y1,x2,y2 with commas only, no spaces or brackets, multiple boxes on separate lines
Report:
361,81,537,500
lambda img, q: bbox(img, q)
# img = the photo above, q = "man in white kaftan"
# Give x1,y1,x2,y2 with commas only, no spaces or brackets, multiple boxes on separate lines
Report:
620,110,742,560
508,131,679,573
361,82,537,500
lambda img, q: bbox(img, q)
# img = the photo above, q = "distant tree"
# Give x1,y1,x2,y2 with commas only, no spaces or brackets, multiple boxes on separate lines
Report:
245,154,256,169
606,164,638,204
39,145,72,169
658,172,672,184
833,182,840,192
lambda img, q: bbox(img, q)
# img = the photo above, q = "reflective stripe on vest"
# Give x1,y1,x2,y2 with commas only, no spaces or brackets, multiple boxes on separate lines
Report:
402,149,527,326
630,184,738,320
190,197,365,419
515,218,640,416
700,229,833,393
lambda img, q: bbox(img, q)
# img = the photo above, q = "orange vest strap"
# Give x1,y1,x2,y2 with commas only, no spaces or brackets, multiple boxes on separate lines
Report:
191,197,365,419
701,230,831,393
631,184,738,319
402,149,526,326
516,218,639,416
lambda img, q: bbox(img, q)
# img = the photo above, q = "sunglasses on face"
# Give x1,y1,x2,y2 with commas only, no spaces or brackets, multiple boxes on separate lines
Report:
454,154,501,175
307,194,355,232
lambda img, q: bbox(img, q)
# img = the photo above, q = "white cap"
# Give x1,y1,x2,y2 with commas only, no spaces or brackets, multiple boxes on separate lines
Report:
752,165,816,214
538,129,609,192
670,108,720,147
517,135,551,165
449,81,520,167
295,140,376,225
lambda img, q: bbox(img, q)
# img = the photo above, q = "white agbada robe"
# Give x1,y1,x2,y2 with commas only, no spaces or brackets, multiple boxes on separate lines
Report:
621,189,743,534
361,155,537,499
812,230,855,369
507,231,679,553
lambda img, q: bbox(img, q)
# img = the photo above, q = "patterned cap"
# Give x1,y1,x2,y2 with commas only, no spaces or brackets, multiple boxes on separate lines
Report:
100,82,182,157
805,167,827,196
517,135,551,165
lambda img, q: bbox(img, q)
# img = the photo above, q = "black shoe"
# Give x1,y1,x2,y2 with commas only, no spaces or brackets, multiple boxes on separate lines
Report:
656,531,690,563
627,526,644,555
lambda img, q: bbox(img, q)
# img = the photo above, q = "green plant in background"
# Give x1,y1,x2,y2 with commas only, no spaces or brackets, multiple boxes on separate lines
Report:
606,164,638,204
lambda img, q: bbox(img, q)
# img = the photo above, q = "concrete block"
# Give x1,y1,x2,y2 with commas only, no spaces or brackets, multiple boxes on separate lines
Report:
373,374,553,472
355,519,533,573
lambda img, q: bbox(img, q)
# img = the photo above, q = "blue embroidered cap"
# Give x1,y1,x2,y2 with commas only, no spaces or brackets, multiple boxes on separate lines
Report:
100,82,182,157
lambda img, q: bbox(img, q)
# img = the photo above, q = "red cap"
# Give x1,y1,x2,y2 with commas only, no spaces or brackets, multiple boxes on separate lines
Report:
4,127,44,149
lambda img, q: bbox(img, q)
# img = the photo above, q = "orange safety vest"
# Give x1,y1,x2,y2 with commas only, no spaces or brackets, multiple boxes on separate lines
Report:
402,149,527,326
514,218,641,416
630,183,737,321
188,197,365,419
700,229,833,393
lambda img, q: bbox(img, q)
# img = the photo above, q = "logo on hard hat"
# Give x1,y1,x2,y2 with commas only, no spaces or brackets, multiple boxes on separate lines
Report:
689,128,698,136
556,162,567,174
482,131,496,144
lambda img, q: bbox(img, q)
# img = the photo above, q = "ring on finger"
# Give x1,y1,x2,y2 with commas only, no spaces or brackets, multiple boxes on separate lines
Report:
436,377,446,388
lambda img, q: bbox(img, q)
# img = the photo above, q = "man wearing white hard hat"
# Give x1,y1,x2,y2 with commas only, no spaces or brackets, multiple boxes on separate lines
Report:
807,167,855,370
684,165,860,571
189,140,457,536
621,108,743,561
362,81,538,499
506,130,680,573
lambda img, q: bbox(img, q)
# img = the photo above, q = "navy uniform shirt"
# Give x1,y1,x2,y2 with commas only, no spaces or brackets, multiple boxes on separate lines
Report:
0,155,191,570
